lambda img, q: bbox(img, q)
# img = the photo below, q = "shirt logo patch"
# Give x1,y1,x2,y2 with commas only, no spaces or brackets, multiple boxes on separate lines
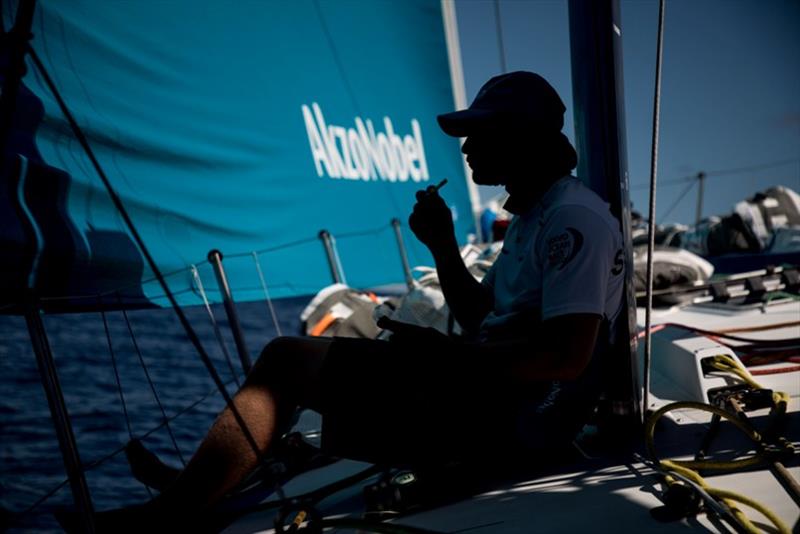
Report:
547,227,584,270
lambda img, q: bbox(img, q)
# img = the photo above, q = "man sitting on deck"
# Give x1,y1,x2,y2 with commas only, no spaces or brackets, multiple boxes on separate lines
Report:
86,71,625,531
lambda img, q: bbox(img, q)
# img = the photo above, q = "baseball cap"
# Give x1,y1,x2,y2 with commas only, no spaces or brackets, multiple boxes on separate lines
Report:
437,71,566,137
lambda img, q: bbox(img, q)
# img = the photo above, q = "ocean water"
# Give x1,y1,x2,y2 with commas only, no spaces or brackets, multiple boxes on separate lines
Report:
0,297,311,532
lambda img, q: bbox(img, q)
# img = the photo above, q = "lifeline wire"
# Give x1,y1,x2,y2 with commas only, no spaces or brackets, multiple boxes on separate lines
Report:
100,308,154,499
100,309,135,441
657,178,696,222
191,265,243,388
120,305,187,466
252,252,283,337
227,235,319,259
642,0,666,417
334,222,392,240
36,233,320,306
27,46,263,459
629,157,800,190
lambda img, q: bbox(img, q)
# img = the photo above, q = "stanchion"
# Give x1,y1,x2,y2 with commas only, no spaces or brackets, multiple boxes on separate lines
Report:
391,218,415,289
318,230,346,285
208,250,252,374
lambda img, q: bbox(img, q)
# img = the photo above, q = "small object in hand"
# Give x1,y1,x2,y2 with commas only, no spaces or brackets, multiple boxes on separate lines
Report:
425,178,448,195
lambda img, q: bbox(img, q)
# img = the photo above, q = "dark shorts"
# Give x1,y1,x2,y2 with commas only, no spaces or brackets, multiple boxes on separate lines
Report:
318,337,596,467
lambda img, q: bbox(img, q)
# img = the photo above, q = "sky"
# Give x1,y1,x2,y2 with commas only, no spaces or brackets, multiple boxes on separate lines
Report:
454,0,800,226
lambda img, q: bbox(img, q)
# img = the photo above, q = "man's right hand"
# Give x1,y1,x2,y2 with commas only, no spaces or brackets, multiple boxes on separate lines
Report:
408,187,456,252
408,185,493,335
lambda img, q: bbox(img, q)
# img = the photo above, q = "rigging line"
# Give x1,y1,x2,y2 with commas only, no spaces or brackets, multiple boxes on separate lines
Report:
657,179,695,223
225,235,320,259
310,0,406,222
36,265,196,304
629,157,800,190
641,321,798,346
252,252,283,337
630,177,692,190
57,5,136,195
138,379,237,441
196,282,319,294
36,223,382,304
311,0,360,115
334,222,392,240
643,0,666,418
493,0,508,73
100,307,154,499
38,277,317,307
704,157,800,177
100,308,134,440
119,303,188,467
250,465,383,514
27,46,264,460
190,265,242,388
7,479,70,529
224,223,391,262
37,291,188,308
37,221,390,306
715,320,800,334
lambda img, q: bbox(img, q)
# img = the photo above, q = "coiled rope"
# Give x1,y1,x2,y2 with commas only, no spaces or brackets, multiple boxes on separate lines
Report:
644,353,793,534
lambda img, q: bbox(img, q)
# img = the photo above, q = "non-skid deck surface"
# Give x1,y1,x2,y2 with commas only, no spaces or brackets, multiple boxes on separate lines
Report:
223,433,799,533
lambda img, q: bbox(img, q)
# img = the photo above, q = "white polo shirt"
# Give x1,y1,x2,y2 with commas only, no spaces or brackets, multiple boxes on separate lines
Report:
480,175,624,341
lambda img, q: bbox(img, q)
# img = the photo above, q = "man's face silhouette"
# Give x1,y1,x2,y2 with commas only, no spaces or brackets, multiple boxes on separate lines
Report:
462,125,569,209
462,126,531,188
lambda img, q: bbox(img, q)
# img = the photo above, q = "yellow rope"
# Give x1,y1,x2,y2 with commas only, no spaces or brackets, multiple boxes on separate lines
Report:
662,461,790,534
644,353,793,534
707,354,790,408
645,401,762,471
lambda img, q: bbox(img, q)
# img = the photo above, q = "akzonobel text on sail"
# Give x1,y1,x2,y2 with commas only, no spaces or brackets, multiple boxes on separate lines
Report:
303,103,430,183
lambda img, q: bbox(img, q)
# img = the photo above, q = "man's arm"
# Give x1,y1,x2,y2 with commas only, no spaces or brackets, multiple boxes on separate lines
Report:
492,202,619,383
482,313,601,382
408,189,493,333
429,237,493,334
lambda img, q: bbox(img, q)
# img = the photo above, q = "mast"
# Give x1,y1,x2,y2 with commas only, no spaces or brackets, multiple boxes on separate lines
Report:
567,0,642,426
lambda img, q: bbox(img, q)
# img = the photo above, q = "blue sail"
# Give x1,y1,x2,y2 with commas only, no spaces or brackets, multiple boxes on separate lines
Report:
0,0,473,311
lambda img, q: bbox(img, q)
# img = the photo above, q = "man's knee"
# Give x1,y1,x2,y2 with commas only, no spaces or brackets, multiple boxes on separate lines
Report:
246,336,326,399
247,337,296,387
